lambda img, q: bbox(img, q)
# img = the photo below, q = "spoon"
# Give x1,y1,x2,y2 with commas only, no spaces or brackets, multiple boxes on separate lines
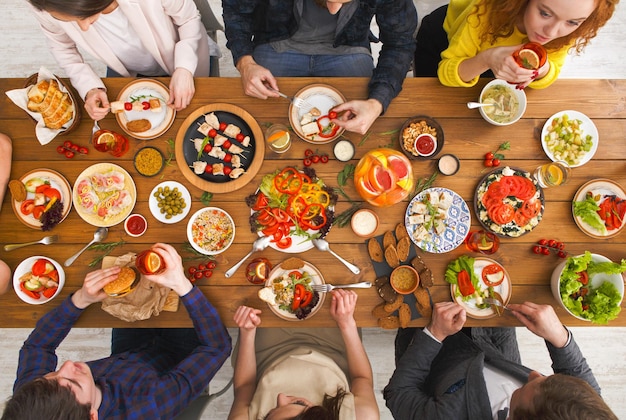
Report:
64,227,108,267
224,236,272,278
467,102,496,109
312,238,360,275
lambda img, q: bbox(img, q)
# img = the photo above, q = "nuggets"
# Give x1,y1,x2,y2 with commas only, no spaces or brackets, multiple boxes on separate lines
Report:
126,118,152,133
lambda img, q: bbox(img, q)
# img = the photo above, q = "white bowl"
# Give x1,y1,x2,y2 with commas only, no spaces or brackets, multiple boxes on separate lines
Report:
187,207,235,255
13,256,65,304
478,79,527,126
540,110,598,167
550,253,624,322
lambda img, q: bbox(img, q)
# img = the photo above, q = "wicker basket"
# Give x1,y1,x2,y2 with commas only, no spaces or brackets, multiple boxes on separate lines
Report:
23,73,82,135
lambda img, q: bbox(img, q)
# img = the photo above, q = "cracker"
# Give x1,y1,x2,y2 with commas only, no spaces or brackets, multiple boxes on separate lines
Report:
372,302,392,318
419,267,434,288
398,302,412,328
396,236,411,262
126,118,152,133
384,244,400,268
414,286,432,318
367,238,383,262
383,231,396,250
384,293,404,313
8,180,26,202
378,315,401,329
395,223,408,240
281,257,305,270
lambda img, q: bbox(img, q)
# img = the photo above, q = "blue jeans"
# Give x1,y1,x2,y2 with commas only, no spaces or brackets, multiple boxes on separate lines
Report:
253,43,374,77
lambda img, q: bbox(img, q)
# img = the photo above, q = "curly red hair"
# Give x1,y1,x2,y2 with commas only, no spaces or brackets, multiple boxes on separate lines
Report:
473,0,618,53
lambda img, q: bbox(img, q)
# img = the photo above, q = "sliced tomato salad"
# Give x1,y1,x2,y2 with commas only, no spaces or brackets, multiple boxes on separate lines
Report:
246,167,336,248
18,258,60,300
597,195,625,231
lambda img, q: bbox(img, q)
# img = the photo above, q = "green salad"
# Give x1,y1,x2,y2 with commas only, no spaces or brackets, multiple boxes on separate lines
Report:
559,251,626,324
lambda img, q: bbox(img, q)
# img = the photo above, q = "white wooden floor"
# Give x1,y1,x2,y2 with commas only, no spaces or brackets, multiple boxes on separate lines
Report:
1,1,625,418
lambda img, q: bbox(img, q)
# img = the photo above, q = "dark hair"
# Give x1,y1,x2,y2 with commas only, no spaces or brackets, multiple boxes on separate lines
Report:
511,374,618,420
27,0,115,19
1,378,91,420
264,388,347,420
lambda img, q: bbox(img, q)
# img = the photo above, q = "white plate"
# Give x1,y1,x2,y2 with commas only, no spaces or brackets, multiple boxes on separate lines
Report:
73,163,136,227
405,187,470,253
11,169,72,230
288,84,346,144
115,79,176,140
572,179,626,238
264,260,326,321
148,181,191,224
541,110,598,167
451,257,511,319
13,256,65,305
187,207,235,255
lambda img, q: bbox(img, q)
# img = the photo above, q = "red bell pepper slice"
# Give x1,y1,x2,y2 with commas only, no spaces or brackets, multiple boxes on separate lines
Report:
457,270,475,297
20,282,40,300
316,116,340,138
292,283,306,310
252,192,269,211
300,290,314,308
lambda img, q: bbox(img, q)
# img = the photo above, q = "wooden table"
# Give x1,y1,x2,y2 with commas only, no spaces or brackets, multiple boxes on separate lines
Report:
1,77,625,328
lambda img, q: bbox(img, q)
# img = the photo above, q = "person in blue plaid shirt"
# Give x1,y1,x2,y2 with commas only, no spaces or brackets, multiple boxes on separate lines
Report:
2,243,232,420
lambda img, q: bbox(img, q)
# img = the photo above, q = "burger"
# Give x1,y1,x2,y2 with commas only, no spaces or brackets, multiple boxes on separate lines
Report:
103,266,139,297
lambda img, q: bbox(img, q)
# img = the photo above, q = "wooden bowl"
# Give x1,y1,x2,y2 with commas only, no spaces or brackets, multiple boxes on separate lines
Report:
390,265,420,295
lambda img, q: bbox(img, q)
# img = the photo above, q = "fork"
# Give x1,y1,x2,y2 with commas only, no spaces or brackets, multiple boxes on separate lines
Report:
483,297,510,311
92,119,100,135
4,235,59,251
311,282,372,293
266,86,314,111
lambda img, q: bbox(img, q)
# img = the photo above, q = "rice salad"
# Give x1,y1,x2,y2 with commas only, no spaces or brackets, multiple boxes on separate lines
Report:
190,207,234,253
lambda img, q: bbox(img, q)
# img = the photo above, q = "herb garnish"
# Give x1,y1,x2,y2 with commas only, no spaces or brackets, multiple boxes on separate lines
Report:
88,240,126,267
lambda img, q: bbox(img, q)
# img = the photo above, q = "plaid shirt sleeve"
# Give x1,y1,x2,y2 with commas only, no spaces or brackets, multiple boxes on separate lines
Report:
14,295,84,392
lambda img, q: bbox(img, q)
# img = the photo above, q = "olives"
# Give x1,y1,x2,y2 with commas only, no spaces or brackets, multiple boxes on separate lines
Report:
154,186,186,219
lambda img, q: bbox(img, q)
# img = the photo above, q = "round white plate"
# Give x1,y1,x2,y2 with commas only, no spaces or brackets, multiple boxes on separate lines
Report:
11,169,72,230
572,179,626,238
13,256,65,305
187,207,235,255
288,84,346,144
541,110,598,167
451,257,511,319
405,187,470,253
264,260,326,321
148,181,191,224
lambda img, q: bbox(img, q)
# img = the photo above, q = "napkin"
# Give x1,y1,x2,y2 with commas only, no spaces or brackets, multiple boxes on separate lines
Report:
100,253,172,323
5,66,75,145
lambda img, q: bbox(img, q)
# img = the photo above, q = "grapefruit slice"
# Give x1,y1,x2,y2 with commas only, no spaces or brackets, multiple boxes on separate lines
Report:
518,49,540,69
369,165,397,192
355,176,380,201
387,154,409,179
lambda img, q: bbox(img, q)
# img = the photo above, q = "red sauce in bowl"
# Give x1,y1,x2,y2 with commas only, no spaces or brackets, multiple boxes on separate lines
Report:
414,134,436,156
125,214,147,237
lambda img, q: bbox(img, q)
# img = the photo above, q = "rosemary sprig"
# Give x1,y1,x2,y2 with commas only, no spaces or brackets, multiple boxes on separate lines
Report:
332,163,363,227
358,131,371,146
333,203,362,228
88,240,126,267
413,172,438,196
182,242,217,261
161,138,176,179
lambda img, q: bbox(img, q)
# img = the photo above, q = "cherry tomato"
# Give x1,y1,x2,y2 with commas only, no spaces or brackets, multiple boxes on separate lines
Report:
320,154,329,163
328,110,338,119
142,101,150,110
538,239,548,246
63,141,72,148
198,264,206,271
56,146,65,154
304,149,314,157
194,271,203,279
224,154,232,163
207,261,217,269
532,245,542,254
208,129,217,138
303,157,312,167
236,133,245,142
224,166,232,176
484,159,494,167
556,242,565,250
219,122,228,131
485,152,494,160
204,165,213,174
203,144,212,153
189,267,197,274
541,247,550,255
223,140,232,149
547,239,557,248
311,155,320,163
65,151,75,159
492,158,501,167
70,144,80,151
124,102,133,111
204,270,213,278
79,147,89,154
558,250,568,258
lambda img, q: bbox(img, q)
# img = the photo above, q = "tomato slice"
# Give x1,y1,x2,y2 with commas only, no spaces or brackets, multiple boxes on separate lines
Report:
488,203,515,225
32,259,49,276
513,209,530,227
520,199,541,219
292,283,305,310
486,181,510,200
252,192,269,211
275,236,292,249
577,271,589,285
20,199,35,216
482,264,505,286
32,205,46,220
457,270,475,297
300,290,314,308
35,184,51,194
43,188,62,201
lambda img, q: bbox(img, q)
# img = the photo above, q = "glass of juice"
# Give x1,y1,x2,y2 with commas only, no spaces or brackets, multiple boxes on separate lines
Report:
533,161,571,188
465,230,500,255
266,124,291,153
353,148,414,207
93,129,130,157
135,249,166,275
512,42,547,70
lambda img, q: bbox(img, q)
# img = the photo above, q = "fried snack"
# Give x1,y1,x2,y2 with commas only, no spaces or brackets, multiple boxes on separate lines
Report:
9,180,27,202
398,303,412,328
395,223,408,240
383,230,396,250
402,119,438,158
372,302,392,318
367,237,383,262
419,268,434,288
378,315,401,329
126,118,152,133
281,257,305,270
377,282,397,303
384,293,404,313
396,236,411,262
414,286,432,318
384,244,400,268
27,79,74,129
410,255,427,273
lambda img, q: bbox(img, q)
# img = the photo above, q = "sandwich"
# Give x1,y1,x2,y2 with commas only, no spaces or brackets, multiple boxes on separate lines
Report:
103,266,138,297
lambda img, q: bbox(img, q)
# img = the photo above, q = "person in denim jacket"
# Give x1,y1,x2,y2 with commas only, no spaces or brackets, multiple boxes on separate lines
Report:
223,0,417,134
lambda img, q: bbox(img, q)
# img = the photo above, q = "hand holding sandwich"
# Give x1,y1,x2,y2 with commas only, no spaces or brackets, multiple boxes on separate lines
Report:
142,243,193,297
71,265,122,309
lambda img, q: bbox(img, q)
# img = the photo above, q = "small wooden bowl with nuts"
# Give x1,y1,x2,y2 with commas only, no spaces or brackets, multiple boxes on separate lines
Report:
398,115,444,160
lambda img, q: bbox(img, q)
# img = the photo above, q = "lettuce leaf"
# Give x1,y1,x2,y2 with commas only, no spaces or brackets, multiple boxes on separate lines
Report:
573,196,606,233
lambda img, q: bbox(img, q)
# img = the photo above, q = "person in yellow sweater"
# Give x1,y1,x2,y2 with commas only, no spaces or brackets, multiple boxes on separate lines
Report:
414,0,618,89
